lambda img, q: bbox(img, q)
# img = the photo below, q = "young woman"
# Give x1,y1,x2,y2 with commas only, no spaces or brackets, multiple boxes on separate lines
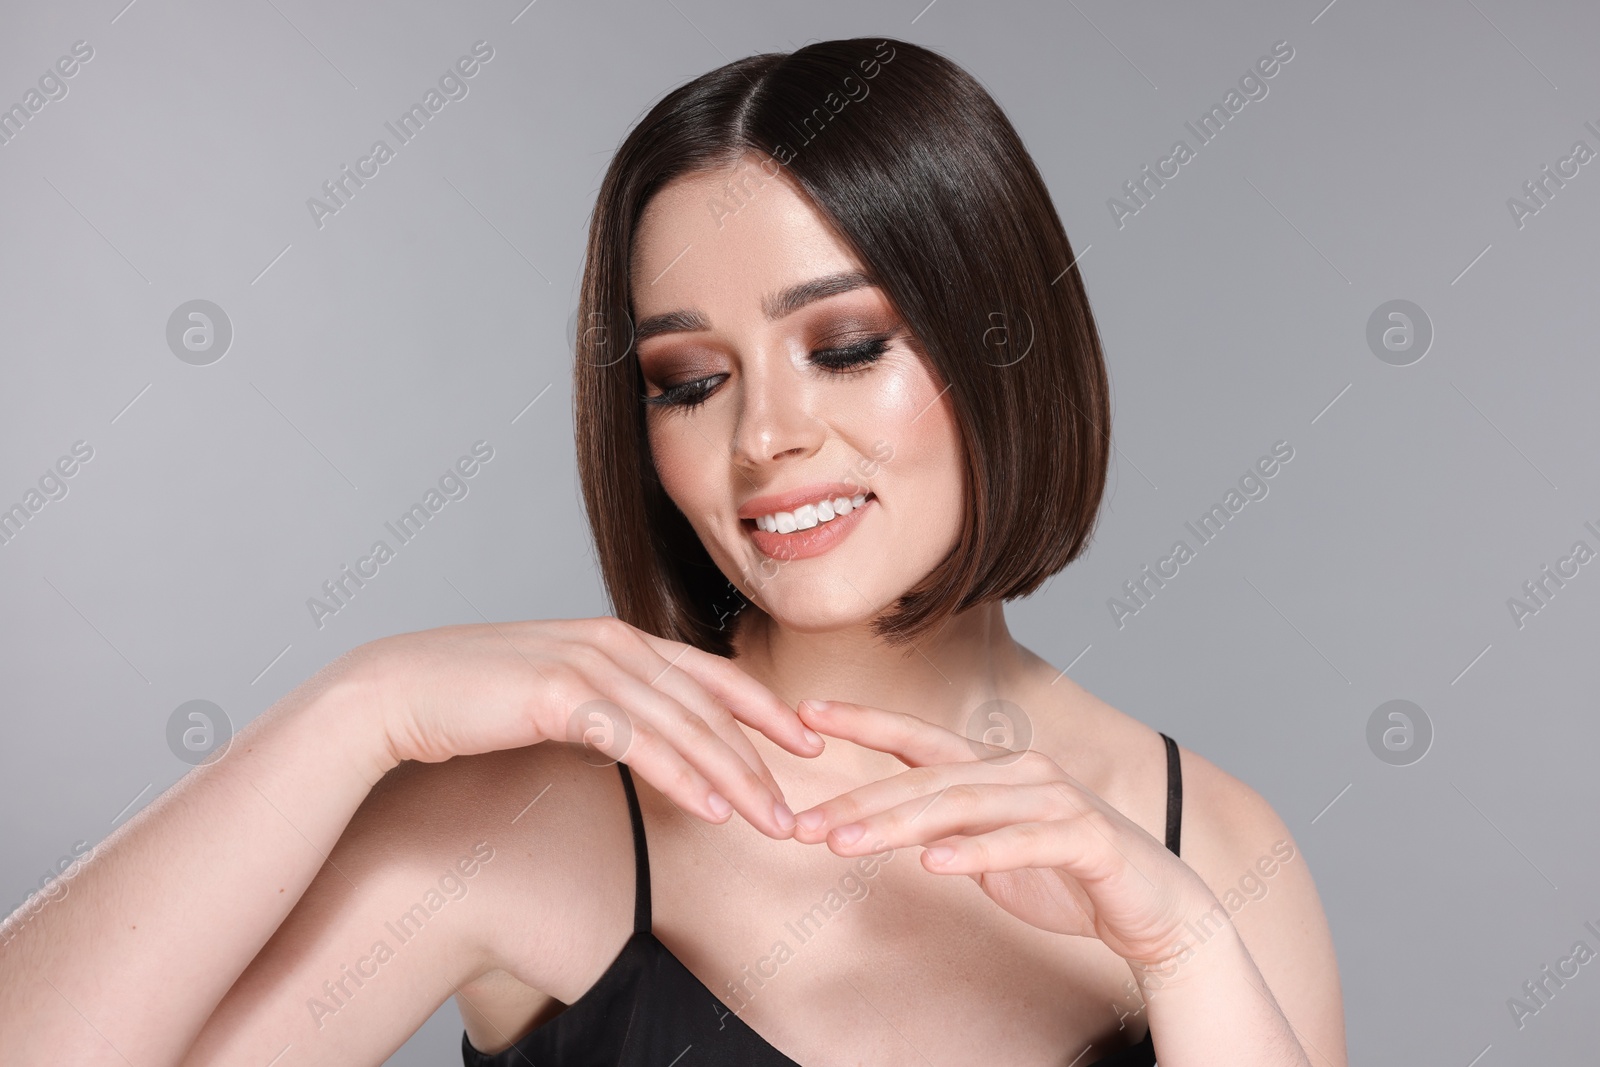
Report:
0,37,1345,1066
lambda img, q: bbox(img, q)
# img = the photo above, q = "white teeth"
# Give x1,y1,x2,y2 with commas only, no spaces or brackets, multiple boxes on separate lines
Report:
753,492,871,534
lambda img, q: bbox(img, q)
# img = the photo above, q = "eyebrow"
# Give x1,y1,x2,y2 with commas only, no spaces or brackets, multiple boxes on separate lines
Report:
633,269,876,345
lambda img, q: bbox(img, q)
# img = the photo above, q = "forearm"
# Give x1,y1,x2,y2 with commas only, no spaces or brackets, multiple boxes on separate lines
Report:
1134,919,1314,1067
0,661,396,1065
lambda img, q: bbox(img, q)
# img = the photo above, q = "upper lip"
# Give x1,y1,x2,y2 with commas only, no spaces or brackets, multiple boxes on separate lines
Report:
737,481,873,520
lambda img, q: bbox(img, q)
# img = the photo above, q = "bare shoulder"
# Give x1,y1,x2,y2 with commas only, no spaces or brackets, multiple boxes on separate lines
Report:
1156,742,1349,1067
185,740,636,1063
1164,743,1290,880
1161,742,1324,945
1033,670,1347,1066
348,739,640,982
370,742,640,1021
1030,670,1317,912
378,741,642,1051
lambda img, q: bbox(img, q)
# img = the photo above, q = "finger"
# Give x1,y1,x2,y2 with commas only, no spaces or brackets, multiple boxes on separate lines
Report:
560,697,723,825
611,637,790,802
644,665,787,802
588,715,727,825
815,782,1076,855
791,753,1062,843
921,817,1141,885
578,622,794,804
636,631,825,757
797,699,1009,767
588,660,796,837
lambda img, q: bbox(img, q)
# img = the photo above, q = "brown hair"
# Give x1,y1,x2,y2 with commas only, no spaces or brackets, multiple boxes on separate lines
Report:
574,37,1110,657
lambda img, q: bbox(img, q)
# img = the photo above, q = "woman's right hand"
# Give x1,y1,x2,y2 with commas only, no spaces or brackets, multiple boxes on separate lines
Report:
355,616,821,837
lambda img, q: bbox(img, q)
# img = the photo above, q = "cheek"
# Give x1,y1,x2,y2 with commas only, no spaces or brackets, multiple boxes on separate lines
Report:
853,359,963,500
646,415,732,534
646,420,717,518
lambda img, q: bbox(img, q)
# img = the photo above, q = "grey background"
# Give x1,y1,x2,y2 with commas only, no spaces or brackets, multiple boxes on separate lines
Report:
3,0,1597,1062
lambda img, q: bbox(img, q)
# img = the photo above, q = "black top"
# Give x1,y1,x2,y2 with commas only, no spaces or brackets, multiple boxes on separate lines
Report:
463,732,1185,1066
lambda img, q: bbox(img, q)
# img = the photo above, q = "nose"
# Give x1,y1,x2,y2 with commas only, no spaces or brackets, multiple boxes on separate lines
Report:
730,347,825,468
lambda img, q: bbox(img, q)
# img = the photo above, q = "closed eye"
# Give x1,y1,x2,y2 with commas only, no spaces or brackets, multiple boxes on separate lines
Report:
641,335,893,411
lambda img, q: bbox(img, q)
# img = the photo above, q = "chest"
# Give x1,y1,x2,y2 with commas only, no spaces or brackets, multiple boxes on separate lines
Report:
645,805,1153,1066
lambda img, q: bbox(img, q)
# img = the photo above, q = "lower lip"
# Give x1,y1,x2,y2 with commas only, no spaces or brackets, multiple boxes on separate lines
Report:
743,496,875,561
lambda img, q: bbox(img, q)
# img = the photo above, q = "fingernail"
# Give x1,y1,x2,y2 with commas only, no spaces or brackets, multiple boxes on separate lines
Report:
795,809,825,832
802,727,824,748
707,792,732,818
773,800,795,832
925,846,954,864
832,823,864,846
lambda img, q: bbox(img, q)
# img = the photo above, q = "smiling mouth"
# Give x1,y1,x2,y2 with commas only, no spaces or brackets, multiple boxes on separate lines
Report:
746,491,872,534
741,492,876,561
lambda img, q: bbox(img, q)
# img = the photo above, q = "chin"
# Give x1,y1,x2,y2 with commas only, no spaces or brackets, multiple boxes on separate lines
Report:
737,573,903,635
707,528,951,636
759,602,880,634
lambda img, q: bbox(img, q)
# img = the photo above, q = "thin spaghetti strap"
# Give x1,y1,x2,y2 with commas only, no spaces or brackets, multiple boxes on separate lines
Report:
1158,732,1183,856
615,762,652,934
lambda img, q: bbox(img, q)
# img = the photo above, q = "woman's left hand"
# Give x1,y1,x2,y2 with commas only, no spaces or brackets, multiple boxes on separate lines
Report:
789,699,1223,972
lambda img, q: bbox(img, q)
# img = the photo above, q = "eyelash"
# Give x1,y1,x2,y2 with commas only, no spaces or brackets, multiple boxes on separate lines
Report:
641,336,892,411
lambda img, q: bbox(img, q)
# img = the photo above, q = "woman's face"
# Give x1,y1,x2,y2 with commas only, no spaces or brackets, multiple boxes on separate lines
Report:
628,152,965,634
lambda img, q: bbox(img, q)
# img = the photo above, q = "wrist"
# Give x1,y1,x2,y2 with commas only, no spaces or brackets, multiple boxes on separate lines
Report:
274,646,402,784
1127,896,1246,997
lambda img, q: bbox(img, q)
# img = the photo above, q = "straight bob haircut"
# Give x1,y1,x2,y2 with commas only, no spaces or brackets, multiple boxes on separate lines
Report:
574,36,1111,657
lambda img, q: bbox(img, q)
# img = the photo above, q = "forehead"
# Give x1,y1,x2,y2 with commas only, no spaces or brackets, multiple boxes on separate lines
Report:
629,157,864,314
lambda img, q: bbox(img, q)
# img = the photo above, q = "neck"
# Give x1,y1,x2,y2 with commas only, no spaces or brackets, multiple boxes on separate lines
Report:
728,599,1035,741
